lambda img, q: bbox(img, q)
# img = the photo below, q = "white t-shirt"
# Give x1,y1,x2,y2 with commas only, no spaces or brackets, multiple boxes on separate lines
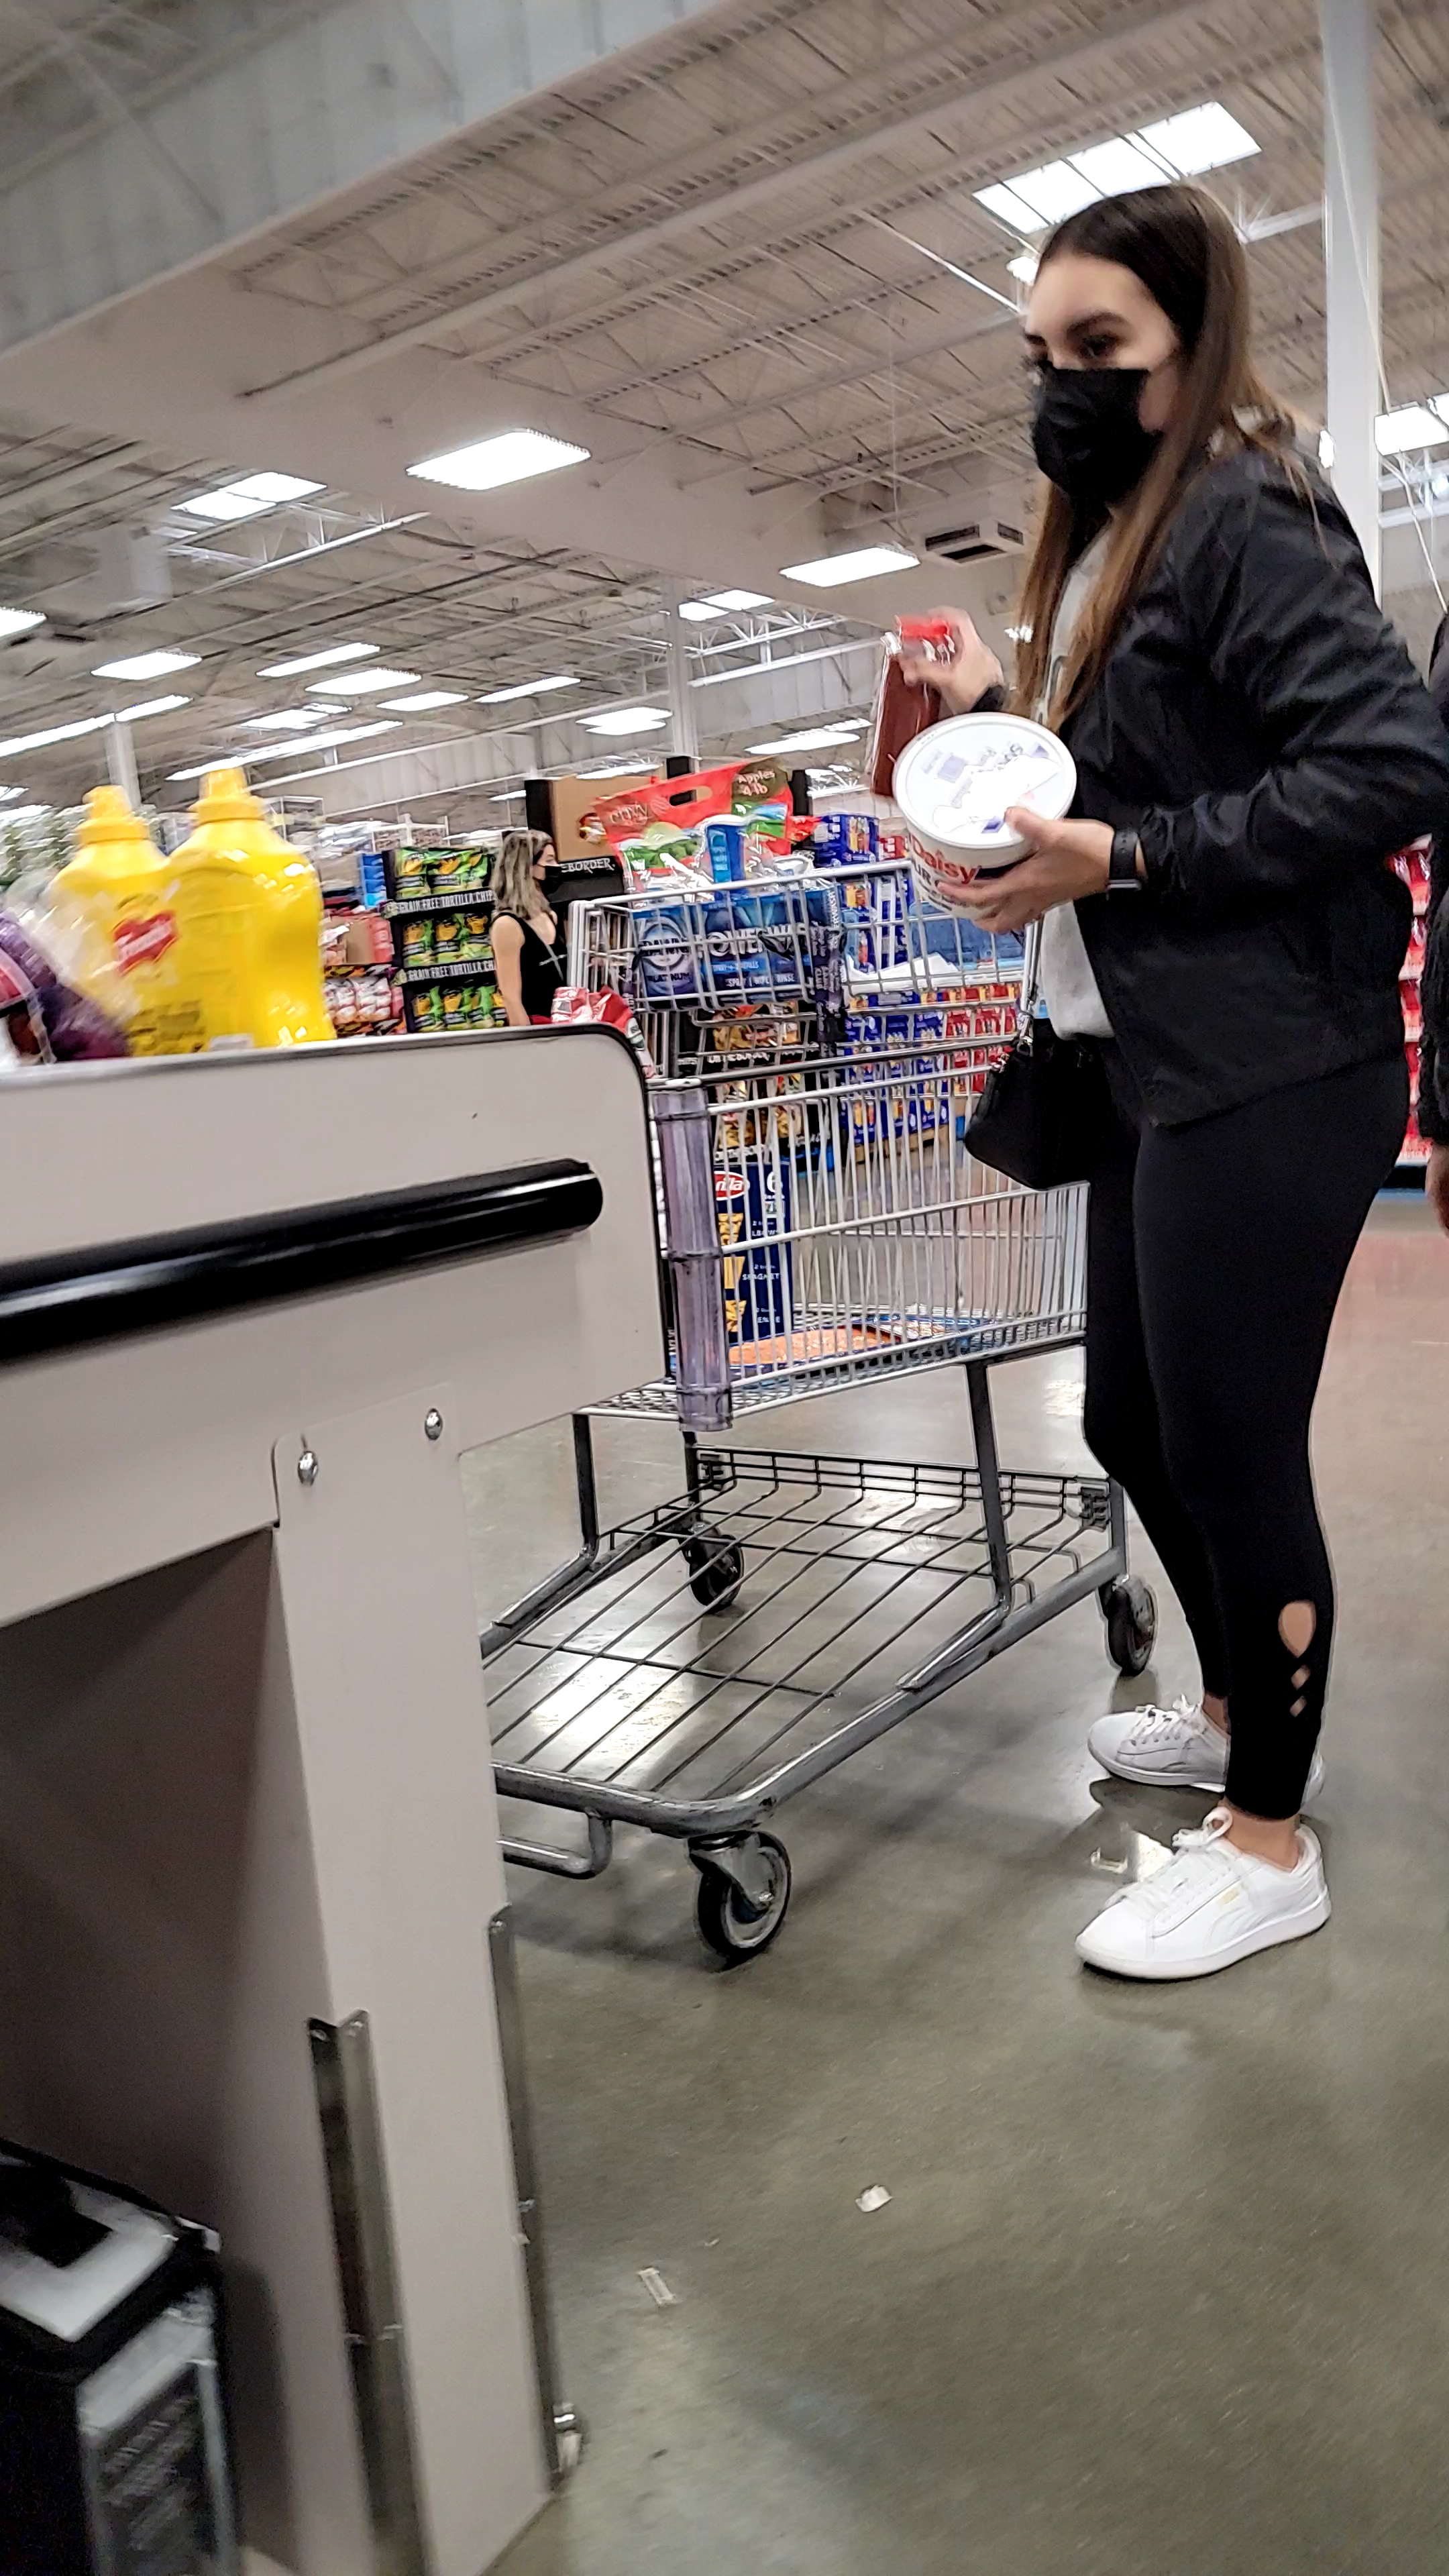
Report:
1035,534,1113,1040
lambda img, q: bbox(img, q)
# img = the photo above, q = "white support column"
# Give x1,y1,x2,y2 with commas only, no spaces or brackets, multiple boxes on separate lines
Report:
661,580,700,769
105,717,141,809
1321,0,1381,592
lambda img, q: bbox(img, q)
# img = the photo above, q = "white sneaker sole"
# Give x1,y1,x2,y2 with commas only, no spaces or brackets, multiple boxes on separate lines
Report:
1090,1743,1324,1809
1076,1885,1331,1980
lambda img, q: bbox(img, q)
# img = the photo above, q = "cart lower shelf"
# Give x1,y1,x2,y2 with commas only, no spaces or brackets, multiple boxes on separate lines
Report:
485,1424,1155,1960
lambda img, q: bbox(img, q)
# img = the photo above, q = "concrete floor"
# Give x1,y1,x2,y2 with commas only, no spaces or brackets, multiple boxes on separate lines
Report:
466,1197,1449,2576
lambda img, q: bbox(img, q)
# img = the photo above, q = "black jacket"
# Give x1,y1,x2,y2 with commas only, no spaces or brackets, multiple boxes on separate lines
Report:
1057,447,1449,1126
1413,624,1449,1144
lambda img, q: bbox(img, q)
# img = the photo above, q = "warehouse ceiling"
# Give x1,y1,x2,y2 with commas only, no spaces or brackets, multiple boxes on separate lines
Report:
0,0,1444,820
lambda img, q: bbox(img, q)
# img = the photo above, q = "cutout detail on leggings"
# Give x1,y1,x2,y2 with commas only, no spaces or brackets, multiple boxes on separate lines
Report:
1291,1695,1307,1717
1292,1664,1311,1689
1279,1601,1317,1657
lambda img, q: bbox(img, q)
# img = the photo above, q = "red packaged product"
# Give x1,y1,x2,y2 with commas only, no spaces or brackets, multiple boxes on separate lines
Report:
867,619,957,800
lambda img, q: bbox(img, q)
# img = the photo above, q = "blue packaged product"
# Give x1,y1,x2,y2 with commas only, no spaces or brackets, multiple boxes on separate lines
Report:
716,1155,794,1350
705,818,748,883
874,870,912,967
635,902,700,1002
702,894,769,996
758,890,804,991
813,810,878,865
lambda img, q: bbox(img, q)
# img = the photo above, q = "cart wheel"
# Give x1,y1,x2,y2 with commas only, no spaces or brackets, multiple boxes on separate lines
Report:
682,1532,745,1611
692,1835,792,1962
1104,1576,1157,1676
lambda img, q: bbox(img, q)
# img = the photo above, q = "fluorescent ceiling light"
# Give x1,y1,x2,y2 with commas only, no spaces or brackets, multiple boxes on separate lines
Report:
92,648,200,680
408,430,589,492
0,802,50,821
780,545,918,586
246,720,401,763
976,103,1259,235
0,784,25,801
1137,104,1258,177
178,491,273,523
576,759,663,779
747,722,867,756
691,637,878,690
1376,403,1449,455
0,714,112,757
678,588,775,619
311,666,421,696
381,690,468,710
1069,136,1167,196
975,181,1044,233
229,473,325,505
242,706,335,729
479,674,579,703
1008,252,1038,285
169,720,402,780
178,471,325,523
0,692,187,759
0,608,44,639
1007,160,1102,225
578,706,671,735
258,641,379,677
490,790,525,802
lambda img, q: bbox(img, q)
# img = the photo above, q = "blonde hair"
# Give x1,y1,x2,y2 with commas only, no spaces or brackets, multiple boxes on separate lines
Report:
491,827,551,916
1015,182,1301,726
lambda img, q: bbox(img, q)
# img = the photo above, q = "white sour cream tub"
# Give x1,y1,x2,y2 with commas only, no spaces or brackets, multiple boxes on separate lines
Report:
894,712,1077,910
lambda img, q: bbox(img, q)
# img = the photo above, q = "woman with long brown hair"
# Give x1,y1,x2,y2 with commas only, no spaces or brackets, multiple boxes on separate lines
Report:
902,182,1449,1980
490,828,566,1027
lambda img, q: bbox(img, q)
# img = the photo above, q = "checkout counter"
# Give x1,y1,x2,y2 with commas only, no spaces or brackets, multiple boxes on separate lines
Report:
0,1024,663,2575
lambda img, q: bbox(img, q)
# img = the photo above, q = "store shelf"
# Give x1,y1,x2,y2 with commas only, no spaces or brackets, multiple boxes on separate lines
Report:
397,959,494,987
386,889,493,918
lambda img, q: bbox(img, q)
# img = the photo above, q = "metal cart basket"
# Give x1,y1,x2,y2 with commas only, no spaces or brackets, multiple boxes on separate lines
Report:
483,868,1156,1957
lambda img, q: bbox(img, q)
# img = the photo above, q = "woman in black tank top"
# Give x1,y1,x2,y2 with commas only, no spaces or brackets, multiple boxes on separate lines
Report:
490,829,566,1026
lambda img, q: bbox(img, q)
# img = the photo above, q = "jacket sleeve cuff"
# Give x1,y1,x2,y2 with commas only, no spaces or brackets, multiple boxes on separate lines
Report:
1136,808,1173,893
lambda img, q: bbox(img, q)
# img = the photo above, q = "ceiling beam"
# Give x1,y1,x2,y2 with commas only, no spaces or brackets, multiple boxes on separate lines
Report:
242,0,1248,401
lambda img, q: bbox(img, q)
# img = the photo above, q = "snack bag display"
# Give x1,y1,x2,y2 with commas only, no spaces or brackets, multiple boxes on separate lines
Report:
393,850,434,904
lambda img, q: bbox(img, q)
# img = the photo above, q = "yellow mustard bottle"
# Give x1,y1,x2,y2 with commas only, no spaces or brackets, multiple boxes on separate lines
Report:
50,784,191,1055
165,766,333,1051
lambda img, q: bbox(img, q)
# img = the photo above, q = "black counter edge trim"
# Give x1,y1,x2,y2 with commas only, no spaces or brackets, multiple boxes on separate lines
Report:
0,1159,601,1367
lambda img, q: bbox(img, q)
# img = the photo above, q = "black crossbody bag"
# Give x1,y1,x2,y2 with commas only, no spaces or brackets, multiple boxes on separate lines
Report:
965,924,1099,1190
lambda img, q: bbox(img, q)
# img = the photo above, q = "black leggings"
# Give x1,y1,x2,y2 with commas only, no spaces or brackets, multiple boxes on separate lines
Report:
1083,1049,1407,1819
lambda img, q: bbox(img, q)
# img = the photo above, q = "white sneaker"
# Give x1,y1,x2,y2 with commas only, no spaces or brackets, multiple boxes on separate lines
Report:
1075,1805,1330,1981
1087,1695,1324,1807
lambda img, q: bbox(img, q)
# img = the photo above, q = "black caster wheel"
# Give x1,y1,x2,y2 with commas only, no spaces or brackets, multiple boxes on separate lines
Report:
682,1531,745,1611
692,1834,792,1962
1103,1575,1157,1676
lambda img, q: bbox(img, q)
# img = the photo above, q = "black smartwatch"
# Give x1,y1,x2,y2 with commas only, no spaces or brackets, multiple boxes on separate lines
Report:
1108,825,1142,893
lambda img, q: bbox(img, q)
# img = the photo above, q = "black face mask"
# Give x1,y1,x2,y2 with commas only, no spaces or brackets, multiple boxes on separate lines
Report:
1031,366,1161,509
539,865,565,900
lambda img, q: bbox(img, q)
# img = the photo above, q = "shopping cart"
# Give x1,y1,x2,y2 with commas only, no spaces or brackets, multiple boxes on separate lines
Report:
482,865,1156,1959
